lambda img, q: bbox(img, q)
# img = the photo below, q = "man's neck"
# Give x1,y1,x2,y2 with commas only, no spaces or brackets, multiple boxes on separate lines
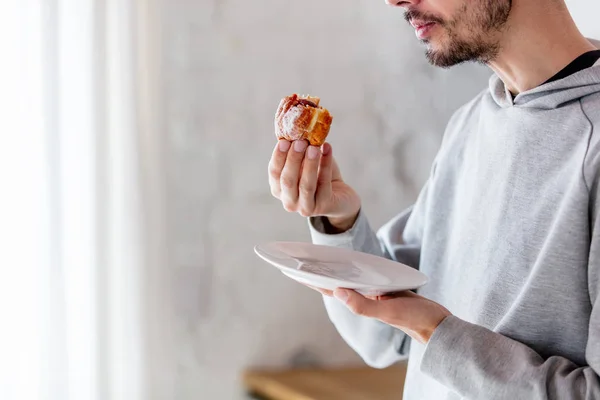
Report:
488,1,597,95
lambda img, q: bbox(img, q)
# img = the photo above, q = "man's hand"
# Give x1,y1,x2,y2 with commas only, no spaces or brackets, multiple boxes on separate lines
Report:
332,289,451,345
268,139,363,297
268,140,361,230
305,285,385,301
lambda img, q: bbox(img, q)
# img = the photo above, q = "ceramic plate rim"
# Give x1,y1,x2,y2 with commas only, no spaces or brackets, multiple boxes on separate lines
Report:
254,241,428,291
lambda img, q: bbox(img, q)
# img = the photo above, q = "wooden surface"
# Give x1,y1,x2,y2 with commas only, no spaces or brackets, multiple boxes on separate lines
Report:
243,363,407,400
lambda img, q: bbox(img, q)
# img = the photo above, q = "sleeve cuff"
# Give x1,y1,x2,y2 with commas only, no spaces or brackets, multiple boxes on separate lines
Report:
420,315,467,378
308,210,372,250
420,315,497,392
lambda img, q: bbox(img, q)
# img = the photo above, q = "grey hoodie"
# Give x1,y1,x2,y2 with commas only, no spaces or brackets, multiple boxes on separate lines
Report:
309,54,600,399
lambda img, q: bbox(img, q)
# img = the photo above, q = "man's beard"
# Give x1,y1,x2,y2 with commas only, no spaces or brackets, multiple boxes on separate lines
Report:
405,0,512,68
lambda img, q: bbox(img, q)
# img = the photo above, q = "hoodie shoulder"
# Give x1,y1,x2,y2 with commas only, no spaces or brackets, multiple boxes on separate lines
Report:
453,88,488,122
442,88,488,146
580,92,600,192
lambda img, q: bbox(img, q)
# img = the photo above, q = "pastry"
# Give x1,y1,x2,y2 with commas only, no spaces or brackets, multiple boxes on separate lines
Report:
274,94,333,146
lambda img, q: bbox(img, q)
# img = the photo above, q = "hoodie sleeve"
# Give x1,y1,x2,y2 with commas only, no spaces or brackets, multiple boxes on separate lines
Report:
307,178,432,368
418,97,600,399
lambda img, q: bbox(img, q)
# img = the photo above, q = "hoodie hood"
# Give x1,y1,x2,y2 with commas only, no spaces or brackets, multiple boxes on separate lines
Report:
490,38,600,109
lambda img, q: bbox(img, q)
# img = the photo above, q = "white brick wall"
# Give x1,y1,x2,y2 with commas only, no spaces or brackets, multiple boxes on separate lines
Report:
161,1,490,398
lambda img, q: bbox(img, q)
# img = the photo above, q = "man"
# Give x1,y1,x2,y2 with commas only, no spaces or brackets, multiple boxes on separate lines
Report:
268,0,600,398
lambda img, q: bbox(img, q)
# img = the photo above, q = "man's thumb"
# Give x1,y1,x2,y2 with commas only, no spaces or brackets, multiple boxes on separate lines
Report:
334,288,377,317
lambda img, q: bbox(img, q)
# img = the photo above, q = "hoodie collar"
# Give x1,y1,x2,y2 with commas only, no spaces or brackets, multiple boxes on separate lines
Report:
489,39,600,109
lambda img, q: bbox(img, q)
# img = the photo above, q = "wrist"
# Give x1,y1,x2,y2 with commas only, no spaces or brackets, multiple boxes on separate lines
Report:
326,211,360,233
418,312,451,344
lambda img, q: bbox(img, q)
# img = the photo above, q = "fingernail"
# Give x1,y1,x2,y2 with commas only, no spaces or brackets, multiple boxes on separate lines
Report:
334,289,349,303
278,140,291,152
322,143,331,156
294,140,308,152
307,146,319,159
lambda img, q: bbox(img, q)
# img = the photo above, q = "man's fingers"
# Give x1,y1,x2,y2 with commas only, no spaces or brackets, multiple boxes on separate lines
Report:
268,140,292,198
334,288,382,318
334,289,415,319
315,143,333,206
297,146,321,216
280,140,309,208
304,284,334,297
374,291,417,301
316,288,334,297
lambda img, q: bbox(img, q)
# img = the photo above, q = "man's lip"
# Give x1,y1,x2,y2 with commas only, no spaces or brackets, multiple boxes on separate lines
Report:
410,20,436,29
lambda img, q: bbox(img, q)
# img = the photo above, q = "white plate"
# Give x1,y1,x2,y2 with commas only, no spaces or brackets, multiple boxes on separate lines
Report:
254,241,428,296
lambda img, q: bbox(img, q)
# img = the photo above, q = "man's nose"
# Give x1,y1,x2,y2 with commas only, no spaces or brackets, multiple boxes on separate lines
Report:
385,0,420,8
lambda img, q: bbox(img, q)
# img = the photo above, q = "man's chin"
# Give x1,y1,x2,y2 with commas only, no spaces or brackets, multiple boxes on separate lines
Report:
426,34,447,48
425,49,462,68
421,36,445,53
